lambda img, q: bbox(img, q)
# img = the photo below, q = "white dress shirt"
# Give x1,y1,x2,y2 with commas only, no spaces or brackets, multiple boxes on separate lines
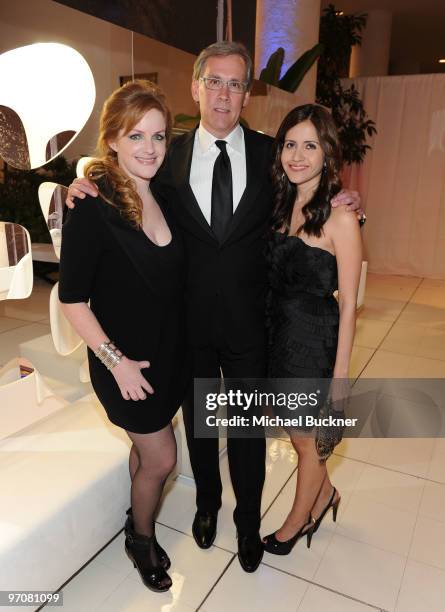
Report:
189,123,247,225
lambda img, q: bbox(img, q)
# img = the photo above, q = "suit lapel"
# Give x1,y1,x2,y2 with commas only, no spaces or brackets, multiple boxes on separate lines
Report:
171,129,216,241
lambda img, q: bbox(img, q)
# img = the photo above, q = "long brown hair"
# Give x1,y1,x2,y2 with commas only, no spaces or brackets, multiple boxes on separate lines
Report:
84,80,172,227
270,104,342,237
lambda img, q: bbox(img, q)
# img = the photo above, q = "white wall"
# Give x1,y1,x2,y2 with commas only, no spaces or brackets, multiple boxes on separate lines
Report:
342,74,445,278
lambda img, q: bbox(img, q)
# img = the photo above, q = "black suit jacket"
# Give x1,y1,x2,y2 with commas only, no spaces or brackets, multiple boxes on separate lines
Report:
152,125,274,351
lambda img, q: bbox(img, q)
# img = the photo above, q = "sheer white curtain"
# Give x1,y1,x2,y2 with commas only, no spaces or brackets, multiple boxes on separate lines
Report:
342,74,445,279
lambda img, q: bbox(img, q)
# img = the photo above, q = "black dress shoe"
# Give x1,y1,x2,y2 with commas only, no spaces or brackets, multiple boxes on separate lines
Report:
192,511,217,549
237,532,264,572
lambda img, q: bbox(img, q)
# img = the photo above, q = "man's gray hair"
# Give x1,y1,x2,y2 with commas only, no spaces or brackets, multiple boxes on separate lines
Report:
192,41,253,89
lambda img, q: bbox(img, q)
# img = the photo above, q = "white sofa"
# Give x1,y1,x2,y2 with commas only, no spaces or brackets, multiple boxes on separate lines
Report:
0,395,131,596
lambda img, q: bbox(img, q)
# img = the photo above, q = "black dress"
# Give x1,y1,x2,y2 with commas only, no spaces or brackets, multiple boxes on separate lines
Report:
267,232,339,378
59,189,190,434
267,232,347,458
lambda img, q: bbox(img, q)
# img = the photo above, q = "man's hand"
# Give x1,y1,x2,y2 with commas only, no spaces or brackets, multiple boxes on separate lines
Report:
331,189,365,220
66,177,99,209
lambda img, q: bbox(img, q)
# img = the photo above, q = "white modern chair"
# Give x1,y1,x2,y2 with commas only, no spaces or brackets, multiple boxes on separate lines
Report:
0,222,33,300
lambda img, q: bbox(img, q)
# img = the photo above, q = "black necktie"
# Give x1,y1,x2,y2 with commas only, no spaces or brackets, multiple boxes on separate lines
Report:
211,140,233,242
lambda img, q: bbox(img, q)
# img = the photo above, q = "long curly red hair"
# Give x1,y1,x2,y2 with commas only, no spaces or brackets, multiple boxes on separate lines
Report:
84,80,172,227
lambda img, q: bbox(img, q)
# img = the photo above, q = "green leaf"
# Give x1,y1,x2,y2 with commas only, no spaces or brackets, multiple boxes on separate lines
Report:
259,47,285,86
279,43,324,93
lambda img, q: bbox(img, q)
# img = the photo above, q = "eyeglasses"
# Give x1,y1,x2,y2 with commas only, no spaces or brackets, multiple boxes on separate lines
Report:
199,76,248,94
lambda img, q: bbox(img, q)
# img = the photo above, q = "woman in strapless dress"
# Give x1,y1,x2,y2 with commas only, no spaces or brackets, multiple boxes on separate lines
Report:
263,104,362,555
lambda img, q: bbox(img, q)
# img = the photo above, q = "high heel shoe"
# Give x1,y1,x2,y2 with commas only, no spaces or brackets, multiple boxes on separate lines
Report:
312,487,341,535
263,518,316,556
125,522,172,592
125,509,171,570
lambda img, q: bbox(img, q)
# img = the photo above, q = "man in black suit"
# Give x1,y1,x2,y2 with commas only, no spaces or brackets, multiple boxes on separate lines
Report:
155,43,274,574
66,41,361,573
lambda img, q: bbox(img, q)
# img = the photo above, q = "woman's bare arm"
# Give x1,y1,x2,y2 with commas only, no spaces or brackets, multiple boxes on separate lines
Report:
330,208,363,379
61,302,110,352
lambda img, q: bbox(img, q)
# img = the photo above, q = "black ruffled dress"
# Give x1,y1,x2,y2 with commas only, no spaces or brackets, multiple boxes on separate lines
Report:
267,231,339,378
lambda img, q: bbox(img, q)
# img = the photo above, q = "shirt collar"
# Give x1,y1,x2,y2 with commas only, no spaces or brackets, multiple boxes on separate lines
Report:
197,122,244,155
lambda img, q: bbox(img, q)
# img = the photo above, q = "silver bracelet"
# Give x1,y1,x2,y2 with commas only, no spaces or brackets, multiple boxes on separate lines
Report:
95,340,122,370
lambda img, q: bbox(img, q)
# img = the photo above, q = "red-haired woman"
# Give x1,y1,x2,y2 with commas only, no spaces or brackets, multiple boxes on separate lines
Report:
59,81,189,591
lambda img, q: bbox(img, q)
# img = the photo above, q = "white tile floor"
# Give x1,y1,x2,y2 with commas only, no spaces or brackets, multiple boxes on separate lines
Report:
2,273,445,611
